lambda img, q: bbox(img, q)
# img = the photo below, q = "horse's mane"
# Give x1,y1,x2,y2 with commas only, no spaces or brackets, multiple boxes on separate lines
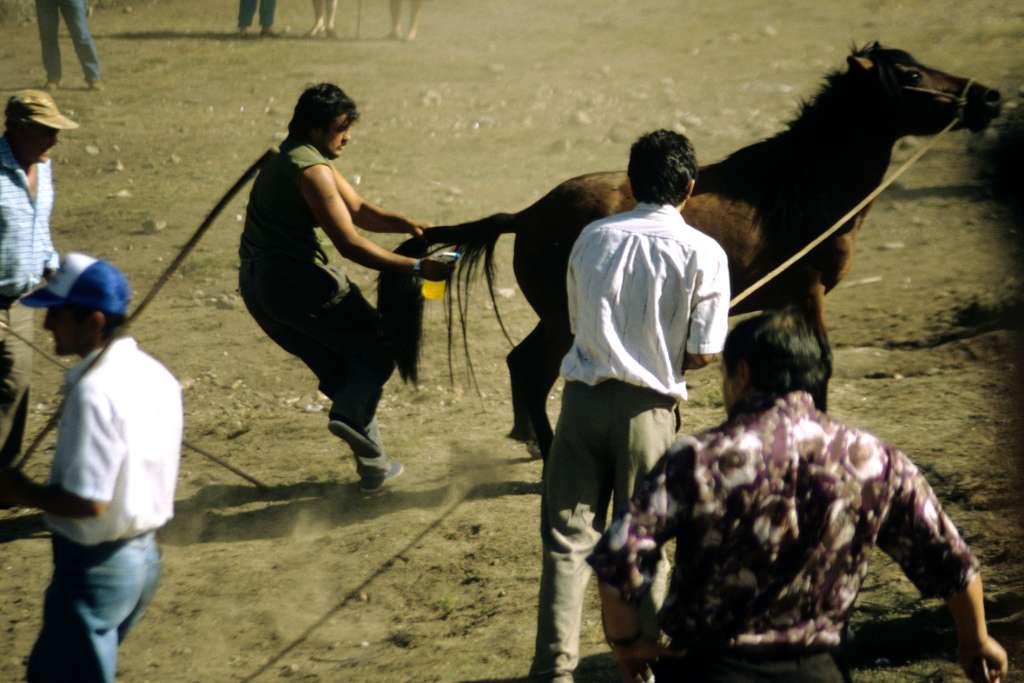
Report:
713,42,918,245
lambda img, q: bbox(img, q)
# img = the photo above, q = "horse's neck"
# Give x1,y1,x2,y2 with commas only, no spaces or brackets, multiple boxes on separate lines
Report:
801,127,895,205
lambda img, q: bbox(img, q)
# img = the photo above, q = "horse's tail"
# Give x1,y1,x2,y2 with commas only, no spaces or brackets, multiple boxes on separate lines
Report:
377,212,518,385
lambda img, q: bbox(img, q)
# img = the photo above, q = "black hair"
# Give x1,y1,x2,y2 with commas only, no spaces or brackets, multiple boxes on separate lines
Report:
67,305,126,338
627,129,698,206
722,307,832,411
4,101,29,133
287,83,360,138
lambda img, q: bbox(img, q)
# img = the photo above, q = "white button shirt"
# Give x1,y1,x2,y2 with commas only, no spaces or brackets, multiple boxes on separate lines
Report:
560,203,730,401
46,337,183,545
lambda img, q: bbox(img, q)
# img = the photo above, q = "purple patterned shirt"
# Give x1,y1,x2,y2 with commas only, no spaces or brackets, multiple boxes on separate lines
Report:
587,391,978,649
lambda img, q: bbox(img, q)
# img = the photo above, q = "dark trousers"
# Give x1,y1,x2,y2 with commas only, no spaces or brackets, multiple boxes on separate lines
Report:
652,650,847,683
239,257,395,448
35,0,102,82
0,305,32,468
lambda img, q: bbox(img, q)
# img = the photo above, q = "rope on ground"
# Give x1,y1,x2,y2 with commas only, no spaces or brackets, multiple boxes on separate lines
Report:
10,149,273,473
239,490,468,682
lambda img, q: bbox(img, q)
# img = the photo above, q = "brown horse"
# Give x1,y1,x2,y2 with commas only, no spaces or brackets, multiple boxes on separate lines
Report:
378,43,1002,460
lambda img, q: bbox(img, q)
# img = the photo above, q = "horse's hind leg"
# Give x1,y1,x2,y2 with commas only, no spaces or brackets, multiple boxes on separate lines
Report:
506,322,565,461
799,277,832,411
507,324,544,444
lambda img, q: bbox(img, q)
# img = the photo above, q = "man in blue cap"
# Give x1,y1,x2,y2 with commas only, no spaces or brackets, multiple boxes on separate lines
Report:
0,253,183,683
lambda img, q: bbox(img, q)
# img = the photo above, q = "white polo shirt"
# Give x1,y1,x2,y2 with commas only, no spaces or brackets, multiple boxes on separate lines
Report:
560,203,730,401
46,337,183,546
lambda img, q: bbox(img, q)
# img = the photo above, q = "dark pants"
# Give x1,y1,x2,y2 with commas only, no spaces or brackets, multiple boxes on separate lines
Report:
0,305,33,468
237,0,277,29
35,0,102,83
239,257,395,450
653,649,847,683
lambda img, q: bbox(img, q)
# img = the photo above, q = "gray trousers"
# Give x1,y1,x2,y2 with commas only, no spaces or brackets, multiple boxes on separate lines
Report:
531,380,676,682
0,305,33,468
239,257,395,454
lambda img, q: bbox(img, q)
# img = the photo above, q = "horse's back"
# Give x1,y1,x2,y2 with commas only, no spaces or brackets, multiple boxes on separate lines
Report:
519,171,635,242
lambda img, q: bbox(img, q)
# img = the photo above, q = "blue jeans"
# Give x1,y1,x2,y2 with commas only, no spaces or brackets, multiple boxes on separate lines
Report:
27,532,161,683
238,0,277,29
35,0,102,83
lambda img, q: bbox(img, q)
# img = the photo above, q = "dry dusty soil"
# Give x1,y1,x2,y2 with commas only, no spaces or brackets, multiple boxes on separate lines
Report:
2,1,1024,681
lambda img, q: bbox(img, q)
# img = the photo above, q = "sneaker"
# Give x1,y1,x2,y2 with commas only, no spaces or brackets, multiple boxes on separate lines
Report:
44,80,59,91
260,27,279,38
359,460,404,493
87,80,103,91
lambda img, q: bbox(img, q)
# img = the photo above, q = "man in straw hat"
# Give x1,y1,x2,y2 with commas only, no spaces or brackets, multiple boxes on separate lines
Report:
0,253,183,683
0,90,78,469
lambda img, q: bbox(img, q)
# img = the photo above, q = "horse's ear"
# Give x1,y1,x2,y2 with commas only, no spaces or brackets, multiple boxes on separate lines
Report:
847,55,874,73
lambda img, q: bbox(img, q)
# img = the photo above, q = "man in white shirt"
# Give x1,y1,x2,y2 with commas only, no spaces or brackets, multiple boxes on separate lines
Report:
530,130,731,682
0,253,183,683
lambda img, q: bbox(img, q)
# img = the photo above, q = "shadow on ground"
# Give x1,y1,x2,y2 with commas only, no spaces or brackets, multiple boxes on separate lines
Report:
160,477,540,545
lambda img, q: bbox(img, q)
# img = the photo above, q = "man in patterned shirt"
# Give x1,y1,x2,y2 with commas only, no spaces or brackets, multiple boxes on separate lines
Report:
0,90,76,468
589,308,1008,683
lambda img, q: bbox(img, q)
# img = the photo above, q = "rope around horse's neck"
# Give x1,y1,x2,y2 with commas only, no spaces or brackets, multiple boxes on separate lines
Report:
729,95,967,309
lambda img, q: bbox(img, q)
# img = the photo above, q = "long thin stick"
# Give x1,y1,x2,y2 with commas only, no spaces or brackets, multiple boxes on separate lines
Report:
2,319,268,488
355,0,363,38
127,150,273,325
183,441,267,489
12,150,273,472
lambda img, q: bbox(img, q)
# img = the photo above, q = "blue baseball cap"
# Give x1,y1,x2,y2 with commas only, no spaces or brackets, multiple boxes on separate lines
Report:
21,253,131,317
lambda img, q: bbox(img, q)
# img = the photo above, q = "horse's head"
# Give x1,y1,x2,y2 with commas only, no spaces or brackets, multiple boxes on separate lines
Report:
847,42,1001,135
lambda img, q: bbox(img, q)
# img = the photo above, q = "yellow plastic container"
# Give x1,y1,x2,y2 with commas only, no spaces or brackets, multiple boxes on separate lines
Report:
421,278,447,300
420,251,459,300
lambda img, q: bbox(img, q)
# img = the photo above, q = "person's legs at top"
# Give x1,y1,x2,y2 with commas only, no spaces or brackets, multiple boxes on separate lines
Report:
388,0,402,39
405,0,423,40
324,0,338,37
257,0,278,34
531,381,614,682
27,533,162,683
238,0,257,32
57,0,101,87
307,0,325,36
35,0,62,86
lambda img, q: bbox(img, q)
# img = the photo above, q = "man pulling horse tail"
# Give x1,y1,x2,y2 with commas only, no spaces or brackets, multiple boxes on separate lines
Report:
378,211,518,385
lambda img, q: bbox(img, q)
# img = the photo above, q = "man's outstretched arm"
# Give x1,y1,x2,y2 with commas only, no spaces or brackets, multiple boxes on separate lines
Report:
947,574,1007,683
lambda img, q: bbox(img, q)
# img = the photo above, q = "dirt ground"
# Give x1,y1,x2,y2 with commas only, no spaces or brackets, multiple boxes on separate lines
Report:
1,1,1023,681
